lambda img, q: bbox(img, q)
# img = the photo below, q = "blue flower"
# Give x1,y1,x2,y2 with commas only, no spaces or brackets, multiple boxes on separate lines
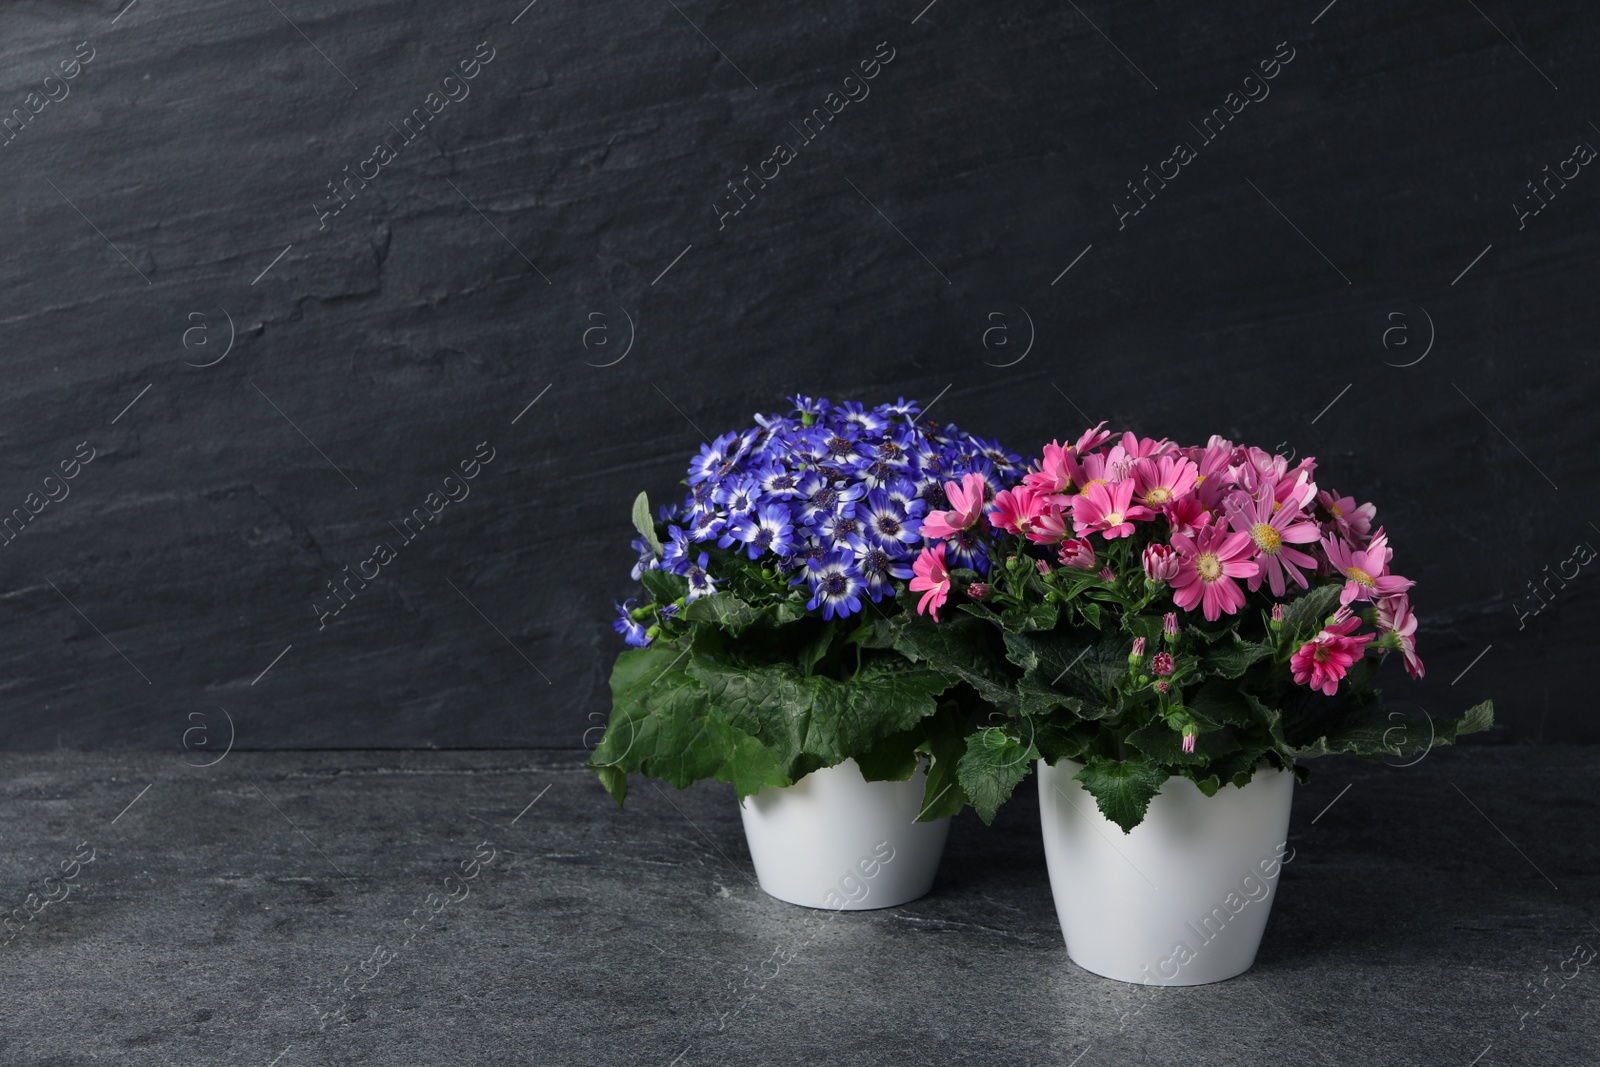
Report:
754,464,805,499
945,526,990,574
713,475,760,517
685,552,719,602
629,536,659,581
804,549,864,620
661,525,693,574
860,489,924,549
687,432,740,485
856,543,913,602
613,599,652,647
816,508,867,553
726,503,796,559
837,401,889,436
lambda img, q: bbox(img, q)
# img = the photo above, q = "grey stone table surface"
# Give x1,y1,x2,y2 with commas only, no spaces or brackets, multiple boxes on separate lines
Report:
0,746,1595,1067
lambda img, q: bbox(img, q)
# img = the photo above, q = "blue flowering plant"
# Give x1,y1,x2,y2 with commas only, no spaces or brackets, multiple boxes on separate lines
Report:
589,395,1026,821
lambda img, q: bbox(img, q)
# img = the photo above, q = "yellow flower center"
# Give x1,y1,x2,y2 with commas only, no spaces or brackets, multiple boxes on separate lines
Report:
1347,565,1375,588
1329,502,1343,516
1145,486,1172,505
1083,478,1107,489
1251,522,1282,554
1197,553,1222,582
1104,510,1125,526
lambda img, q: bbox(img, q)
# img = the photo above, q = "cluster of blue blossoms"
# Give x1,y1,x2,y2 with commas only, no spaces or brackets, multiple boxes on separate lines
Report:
614,396,1024,646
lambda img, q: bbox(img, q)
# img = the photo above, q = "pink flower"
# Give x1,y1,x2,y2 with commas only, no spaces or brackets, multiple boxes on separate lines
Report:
1155,679,1171,694
1120,431,1172,460
1322,529,1413,606
1027,503,1072,545
1058,537,1097,570
1071,480,1152,540
1142,543,1181,582
1163,612,1179,636
910,543,951,621
1151,651,1175,676
1134,454,1198,508
1162,496,1213,537
1023,440,1076,498
1377,594,1424,680
1226,490,1321,597
1316,489,1376,542
1071,421,1113,454
1170,526,1259,621
1290,612,1375,696
921,473,988,540
988,484,1049,538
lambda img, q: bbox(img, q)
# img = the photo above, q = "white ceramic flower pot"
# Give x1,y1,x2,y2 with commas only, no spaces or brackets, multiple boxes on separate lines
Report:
1037,758,1295,985
739,758,950,910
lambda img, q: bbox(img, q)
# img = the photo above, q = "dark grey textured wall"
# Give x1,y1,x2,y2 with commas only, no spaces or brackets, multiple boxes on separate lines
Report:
0,0,1594,750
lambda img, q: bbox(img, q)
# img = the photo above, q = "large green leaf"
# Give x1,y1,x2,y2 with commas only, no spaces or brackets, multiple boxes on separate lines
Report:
886,611,1016,708
589,643,790,803
1279,583,1343,643
688,652,950,778
640,567,688,605
916,703,972,822
957,728,1038,825
1071,756,1169,834
1124,722,1241,767
1202,634,1274,680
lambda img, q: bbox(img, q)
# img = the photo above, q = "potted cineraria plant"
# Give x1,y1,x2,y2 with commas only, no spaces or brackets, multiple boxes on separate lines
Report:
588,396,1024,910
888,424,1493,982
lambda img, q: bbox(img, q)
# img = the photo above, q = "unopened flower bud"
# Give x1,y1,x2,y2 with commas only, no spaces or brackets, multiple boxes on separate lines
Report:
1128,637,1146,665
1098,566,1117,584
968,582,991,601
1036,558,1051,576
1151,651,1174,677
1142,543,1181,582
1163,612,1179,640
1270,604,1285,628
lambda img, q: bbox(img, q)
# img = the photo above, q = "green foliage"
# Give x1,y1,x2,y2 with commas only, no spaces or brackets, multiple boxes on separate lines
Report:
957,727,1039,824
591,514,1015,819
1071,756,1169,834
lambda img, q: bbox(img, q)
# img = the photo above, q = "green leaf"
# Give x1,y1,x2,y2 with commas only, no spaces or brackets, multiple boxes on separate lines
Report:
1186,681,1255,730
1124,722,1241,767
640,568,688,605
589,643,790,802
684,592,764,633
1280,583,1343,642
886,611,1016,708
1459,700,1494,735
853,725,922,782
688,652,950,778
997,600,1061,633
631,491,663,556
957,728,1038,825
1071,756,1168,834
916,704,972,821
1202,634,1274,680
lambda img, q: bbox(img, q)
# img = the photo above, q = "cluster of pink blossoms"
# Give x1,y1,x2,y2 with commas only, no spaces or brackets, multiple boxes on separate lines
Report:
909,424,1425,696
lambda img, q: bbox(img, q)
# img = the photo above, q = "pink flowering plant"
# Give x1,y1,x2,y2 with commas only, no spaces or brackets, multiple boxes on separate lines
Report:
589,396,1025,820
886,424,1493,831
